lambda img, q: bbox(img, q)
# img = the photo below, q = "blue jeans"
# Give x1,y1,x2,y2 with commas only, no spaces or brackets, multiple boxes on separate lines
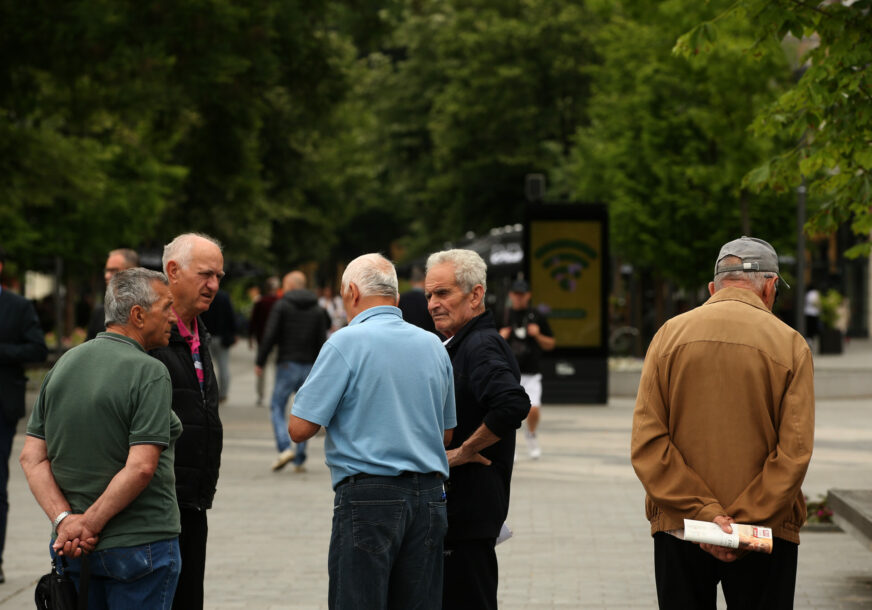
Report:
329,473,447,609
270,361,312,464
53,537,180,610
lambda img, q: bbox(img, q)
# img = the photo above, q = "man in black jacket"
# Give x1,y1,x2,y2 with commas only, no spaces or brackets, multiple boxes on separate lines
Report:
0,246,47,583
425,248,530,610
150,233,224,610
255,270,327,472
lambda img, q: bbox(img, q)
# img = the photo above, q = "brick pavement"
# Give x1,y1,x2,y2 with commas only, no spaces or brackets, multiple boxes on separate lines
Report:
0,345,870,608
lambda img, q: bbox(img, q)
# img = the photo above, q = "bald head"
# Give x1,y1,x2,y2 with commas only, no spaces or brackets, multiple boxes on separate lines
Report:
340,253,399,322
282,271,306,292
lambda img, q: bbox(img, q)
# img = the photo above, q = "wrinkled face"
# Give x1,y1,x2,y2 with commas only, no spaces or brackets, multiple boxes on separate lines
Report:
425,262,480,338
104,253,131,284
509,291,531,310
141,281,174,350
172,241,224,315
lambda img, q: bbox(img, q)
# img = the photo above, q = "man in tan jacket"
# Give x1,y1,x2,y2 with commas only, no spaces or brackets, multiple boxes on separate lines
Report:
631,236,814,609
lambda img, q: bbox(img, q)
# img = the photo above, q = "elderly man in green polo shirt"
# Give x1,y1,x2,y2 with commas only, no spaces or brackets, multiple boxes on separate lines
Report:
20,267,181,609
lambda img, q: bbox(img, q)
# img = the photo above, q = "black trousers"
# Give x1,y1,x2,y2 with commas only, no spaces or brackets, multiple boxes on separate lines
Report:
0,416,14,565
172,508,209,610
442,538,498,610
654,531,798,610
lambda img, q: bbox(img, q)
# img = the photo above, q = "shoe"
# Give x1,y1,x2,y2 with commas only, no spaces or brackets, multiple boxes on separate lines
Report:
271,449,295,471
294,464,306,473
0,566,5,583
525,430,541,460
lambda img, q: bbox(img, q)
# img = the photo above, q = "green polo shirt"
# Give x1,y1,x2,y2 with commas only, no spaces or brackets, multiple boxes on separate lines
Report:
27,332,181,550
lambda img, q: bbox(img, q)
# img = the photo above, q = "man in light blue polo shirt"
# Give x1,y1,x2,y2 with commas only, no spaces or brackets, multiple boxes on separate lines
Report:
290,253,456,610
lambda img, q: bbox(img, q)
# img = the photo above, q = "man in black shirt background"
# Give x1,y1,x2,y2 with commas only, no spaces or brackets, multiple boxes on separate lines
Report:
499,279,554,459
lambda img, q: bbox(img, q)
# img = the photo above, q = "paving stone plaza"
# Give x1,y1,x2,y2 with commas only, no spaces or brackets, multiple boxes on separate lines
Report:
1,343,870,608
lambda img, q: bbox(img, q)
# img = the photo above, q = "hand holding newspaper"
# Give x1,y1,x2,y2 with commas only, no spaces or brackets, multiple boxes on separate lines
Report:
676,519,773,554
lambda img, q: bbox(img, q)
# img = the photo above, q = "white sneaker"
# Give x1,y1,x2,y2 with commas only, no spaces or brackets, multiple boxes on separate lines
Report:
525,430,541,459
271,448,295,471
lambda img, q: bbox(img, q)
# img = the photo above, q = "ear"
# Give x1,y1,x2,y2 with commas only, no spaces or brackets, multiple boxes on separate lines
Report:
129,304,146,329
469,284,485,309
708,281,716,296
348,282,361,306
166,260,180,282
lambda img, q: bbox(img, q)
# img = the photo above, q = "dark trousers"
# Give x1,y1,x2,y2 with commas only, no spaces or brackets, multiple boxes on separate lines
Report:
328,473,447,609
654,531,798,610
442,538,498,610
172,508,209,610
0,417,15,566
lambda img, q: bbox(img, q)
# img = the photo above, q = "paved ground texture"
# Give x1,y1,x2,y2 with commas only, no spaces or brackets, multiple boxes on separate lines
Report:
0,343,870,608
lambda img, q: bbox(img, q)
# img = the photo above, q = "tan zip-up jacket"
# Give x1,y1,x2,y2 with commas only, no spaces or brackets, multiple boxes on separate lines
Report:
631,287,814,544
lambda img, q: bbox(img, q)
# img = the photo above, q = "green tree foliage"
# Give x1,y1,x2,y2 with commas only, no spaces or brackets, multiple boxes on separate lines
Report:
352,0,599,255
569,0,797,289
675,0,872,256
0,0,349,274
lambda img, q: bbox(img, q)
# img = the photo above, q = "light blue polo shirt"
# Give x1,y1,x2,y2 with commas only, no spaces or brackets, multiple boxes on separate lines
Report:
292,305,456,488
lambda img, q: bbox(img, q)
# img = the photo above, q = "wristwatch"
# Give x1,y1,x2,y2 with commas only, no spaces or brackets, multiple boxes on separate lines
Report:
52,510,71,534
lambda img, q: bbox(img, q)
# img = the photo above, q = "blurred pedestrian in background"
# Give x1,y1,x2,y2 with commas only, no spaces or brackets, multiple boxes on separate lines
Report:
86,248,139,340
0,245,48,583
398,266,437,333
804,285,821,348
256,271,327,472
200,289,237,403
318,284,346,336
499,278,554,459
248,276,280,406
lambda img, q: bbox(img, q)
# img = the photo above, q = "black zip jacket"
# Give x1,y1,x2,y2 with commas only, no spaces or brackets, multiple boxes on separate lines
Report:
445,311,530,541
255,289,328,367
150,318,222,510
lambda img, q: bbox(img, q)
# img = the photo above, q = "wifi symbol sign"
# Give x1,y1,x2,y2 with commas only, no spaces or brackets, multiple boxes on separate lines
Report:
534,239,598,292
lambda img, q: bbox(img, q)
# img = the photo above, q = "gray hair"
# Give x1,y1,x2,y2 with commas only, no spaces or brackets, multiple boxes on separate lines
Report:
341,253,398,299
105,268,169,326
713,256,774,292
426,249,487,295
162,233,223,273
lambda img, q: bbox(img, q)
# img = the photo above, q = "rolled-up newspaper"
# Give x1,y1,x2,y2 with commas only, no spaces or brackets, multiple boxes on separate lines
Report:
677,519,773,554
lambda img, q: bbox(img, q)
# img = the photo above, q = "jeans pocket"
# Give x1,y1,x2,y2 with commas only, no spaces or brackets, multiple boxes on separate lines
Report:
97,544,154,582
351,500,405,554
426,500,448,549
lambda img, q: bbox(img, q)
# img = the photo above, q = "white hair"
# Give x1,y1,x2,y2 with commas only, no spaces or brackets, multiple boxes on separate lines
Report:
341,253,398,299
162,233,222,273
105,268,168,326
426,249,487,295
713,256,773,292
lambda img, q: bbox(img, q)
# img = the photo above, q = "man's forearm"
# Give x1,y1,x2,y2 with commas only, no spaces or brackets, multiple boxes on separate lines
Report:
20,438,71,522
460,423,500,454
447,423,501,467
82,445,161,534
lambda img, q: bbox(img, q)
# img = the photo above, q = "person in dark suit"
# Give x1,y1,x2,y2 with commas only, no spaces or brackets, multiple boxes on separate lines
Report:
398,266,437,333
0,246,48,582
